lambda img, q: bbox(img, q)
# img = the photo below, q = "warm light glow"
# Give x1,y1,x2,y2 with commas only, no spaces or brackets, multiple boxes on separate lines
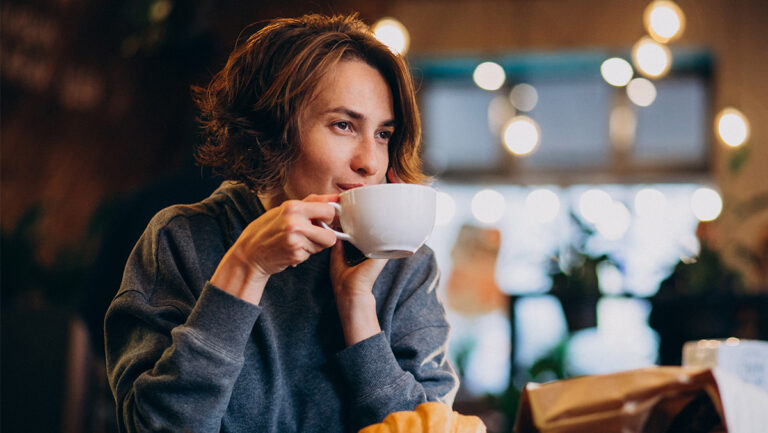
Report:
502,116,540,156
471,189,506,224
632,37,672,78
473,61,506,91
149,0,173,23
509,83,538,111
372,17,410,55
525,189,560,223
691,188,722,222
596,201,632,240
626,78,657,107
579,189,613,224
600,58,633,87
634,188,667,218
609,105,637,150
435,191,457,226
487,95,515,135
716,107,750,147
644,1,686,43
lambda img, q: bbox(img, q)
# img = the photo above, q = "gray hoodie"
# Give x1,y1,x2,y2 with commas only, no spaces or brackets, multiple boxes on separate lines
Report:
104,182,458,433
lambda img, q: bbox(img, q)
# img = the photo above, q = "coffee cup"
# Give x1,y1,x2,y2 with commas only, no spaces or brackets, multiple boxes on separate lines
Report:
321,183,437,259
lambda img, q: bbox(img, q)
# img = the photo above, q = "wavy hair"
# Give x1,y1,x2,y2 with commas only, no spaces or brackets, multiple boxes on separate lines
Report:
192,13,425,193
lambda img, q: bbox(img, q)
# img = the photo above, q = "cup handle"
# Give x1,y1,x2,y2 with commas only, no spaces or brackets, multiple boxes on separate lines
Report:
320,202,352,242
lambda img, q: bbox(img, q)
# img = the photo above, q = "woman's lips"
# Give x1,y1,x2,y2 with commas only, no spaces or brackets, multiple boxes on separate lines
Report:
337,183,364,192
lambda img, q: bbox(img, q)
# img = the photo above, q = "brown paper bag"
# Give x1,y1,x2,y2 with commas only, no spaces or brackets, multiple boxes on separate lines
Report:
515,367,727,433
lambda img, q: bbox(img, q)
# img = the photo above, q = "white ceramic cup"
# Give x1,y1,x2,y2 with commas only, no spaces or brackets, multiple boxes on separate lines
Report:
321,183,437,259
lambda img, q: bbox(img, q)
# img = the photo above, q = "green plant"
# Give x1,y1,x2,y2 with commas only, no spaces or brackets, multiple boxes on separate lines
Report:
548,212,614,300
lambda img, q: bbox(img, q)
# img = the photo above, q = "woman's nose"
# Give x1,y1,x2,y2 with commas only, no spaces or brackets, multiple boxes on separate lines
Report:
350,136,384,177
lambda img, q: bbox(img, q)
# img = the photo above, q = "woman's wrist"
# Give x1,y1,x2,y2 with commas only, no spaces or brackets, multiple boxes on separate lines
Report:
336,293,380,346
211,247,269,306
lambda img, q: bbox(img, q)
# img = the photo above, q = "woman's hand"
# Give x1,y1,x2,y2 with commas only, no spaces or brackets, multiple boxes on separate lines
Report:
211,194,339,305
386,167,403,184
329,242,388,346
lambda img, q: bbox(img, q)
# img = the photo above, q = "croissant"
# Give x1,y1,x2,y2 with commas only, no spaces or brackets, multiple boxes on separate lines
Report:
358,402,486,433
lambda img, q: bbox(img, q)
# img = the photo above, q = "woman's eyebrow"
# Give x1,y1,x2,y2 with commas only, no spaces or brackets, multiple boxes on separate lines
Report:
324,106,363,119
324,106,395,126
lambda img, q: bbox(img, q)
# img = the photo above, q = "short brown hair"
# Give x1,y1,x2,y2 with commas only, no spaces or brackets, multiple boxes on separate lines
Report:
192,13,426,193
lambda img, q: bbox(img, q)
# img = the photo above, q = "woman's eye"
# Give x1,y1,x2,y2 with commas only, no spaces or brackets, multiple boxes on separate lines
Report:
334,121,349,131
377,130,393,140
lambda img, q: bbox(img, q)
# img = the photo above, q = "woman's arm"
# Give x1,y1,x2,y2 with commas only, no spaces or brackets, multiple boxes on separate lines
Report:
330,248,459,430
106,194,338,432
211,194,339,306
105,214,260,433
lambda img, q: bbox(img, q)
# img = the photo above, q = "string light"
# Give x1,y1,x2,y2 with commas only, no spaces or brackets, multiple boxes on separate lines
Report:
372,18,410,55
626,78,657,107
473,62,506,91
644,1,686,43
502,116,540,156
601,58,633,87
715,107,750,148
691,188,723,222
632,36,672,78
471,189,506,224
509,83,539,111
525,189,560,223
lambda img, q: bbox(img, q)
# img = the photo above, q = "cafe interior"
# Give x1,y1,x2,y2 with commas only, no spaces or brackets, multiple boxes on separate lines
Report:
2,0,767,432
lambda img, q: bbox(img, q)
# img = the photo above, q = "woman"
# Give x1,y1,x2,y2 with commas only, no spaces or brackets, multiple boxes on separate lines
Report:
105,13,458,433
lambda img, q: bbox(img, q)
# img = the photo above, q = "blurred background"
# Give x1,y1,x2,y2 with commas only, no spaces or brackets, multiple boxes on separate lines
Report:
2,1,767,432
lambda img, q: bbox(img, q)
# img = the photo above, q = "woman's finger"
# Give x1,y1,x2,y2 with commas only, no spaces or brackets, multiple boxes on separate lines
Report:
278,200,337,224
355,255,388,276
387,167,403,184
303,193,339,203
304,224,339,249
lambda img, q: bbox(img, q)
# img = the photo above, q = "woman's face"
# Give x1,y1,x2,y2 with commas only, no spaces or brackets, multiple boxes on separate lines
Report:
280,59,394,201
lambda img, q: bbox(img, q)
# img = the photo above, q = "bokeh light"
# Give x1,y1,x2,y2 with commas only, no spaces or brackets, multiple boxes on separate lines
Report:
473,61,506,91
509,83,539,111
691,187,723,222
579,189,613,224
644,1,686,43
634,188,667,218
600,58,633,87
632,37,672,78
597,261,624,295
715,107,750,147
502,116,541,156
487,95,516,135
525,189,561,223
471,189,506,224
626,78,657,107
372,17,410,55
149,0,173,23
435,191,457,226
595,201,632,240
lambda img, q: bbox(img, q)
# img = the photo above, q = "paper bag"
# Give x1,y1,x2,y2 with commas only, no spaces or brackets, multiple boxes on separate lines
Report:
514,367,726,433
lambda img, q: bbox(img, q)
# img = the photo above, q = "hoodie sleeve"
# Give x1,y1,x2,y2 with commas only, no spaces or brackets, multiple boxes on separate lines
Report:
104,212,260,433
336,251,459,430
